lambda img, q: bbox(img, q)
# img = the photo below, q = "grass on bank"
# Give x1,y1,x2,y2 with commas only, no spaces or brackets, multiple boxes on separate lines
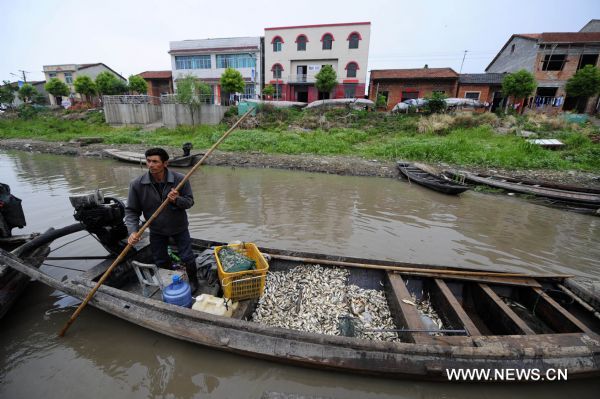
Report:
0,107,598,172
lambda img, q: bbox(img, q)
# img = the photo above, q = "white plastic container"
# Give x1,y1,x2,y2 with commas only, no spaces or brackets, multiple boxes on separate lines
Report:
192,294,238,317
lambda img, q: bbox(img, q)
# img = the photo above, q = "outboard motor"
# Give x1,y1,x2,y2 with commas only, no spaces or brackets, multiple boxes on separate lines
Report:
182,142,193,157
0,183,27,238
69,190,128,255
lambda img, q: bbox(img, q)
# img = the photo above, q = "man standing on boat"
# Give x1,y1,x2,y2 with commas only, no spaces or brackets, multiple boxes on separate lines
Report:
125,148,199,293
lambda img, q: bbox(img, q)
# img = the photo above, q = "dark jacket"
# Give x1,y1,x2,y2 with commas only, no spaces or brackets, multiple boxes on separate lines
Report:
124,168,194,236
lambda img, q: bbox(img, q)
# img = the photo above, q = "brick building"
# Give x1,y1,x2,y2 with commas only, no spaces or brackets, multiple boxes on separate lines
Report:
137,71,174,97
486,20,600,113
368,67,458,110
264,22,371,102
457,73,506,111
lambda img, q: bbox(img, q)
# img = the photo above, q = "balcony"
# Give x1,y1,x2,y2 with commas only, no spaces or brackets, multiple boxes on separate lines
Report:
287,74,316,84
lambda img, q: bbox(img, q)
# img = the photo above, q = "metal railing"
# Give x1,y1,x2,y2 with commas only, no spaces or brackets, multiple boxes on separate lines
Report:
102,95,161,105
287,74,316,83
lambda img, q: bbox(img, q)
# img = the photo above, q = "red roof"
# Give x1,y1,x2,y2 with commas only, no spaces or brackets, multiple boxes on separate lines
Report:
539,32,600,43
137,71,172,79
370,68,458,80
515,33,542,40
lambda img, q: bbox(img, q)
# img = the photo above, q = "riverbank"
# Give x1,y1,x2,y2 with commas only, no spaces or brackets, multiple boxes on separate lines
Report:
2,137,599,188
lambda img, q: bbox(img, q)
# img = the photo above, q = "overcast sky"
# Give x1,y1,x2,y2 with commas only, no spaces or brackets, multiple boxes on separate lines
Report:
1,0,597,83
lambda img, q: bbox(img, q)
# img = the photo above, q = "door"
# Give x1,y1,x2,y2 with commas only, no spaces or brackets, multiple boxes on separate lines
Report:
297,65,307,82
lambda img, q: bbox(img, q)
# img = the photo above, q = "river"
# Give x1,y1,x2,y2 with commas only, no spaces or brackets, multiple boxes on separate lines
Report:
1,149,599,398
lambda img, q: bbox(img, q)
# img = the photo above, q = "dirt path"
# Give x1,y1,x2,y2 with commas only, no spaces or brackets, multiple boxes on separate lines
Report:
1,138,599,188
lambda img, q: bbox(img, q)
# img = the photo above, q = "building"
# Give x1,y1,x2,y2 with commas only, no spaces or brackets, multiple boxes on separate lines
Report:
169,37,261,104
486,20,600,112
42,63,126,105
457,73,506,111
1,80,48,107
264,22,371,102
368,67,458,110
137,71,174,97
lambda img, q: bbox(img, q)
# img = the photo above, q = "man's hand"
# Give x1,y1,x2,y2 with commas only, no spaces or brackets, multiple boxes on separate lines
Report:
167,189,179,203
128,232,140,246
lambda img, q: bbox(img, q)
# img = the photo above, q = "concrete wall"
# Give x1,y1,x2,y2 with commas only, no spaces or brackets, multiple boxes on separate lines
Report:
104,103,162,125
486,36,538,73
161,104,228,127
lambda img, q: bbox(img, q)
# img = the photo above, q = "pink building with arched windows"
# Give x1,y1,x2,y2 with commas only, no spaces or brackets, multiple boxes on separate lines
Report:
264,22,371,102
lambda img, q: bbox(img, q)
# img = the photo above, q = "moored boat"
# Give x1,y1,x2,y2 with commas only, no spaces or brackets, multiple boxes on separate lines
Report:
103,148,204,167
443,170,600,207
397,162,469,195
1,194,599,381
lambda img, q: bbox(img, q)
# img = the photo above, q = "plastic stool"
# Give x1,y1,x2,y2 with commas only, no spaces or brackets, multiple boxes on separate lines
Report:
131,260,183,297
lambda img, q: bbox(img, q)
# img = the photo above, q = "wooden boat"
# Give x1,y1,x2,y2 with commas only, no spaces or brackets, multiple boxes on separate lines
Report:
3,231,600,380
444,170,600,207
464,173,600,195
397,162,469,195
103,149,203,167
0,224,84,319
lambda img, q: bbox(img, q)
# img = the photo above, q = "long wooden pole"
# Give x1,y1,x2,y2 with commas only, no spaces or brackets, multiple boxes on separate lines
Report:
265,253,572,279
59,109,254,337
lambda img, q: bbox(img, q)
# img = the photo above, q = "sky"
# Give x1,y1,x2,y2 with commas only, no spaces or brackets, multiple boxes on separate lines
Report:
0,0,598,83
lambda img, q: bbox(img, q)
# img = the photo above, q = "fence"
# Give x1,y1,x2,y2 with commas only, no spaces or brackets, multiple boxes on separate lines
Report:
102,95,229,126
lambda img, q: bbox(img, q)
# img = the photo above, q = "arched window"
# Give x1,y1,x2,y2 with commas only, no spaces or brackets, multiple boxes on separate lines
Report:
346,62,359,78
272,63,283,79
272,36,283,52
348,32,361,49
296,34,308,51
321,33,334,50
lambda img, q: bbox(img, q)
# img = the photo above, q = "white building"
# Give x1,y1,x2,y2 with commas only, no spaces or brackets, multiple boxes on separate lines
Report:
169,37,262,104
264,22,371,102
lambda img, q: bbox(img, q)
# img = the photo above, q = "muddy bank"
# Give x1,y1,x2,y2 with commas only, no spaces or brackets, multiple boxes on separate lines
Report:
1,138,599,188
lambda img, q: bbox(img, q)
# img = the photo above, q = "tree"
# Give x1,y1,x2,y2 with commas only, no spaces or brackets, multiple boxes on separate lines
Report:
0,80,17,107
128,75,148,95
315,65,338,99
425,91,447,114
45,78,70,104
220,68,245,102
565,65,600,113
95,71,128,96
502,70,536,113
73,75,97,103
262,84,275,99
176,75,213,124
17,84,38,103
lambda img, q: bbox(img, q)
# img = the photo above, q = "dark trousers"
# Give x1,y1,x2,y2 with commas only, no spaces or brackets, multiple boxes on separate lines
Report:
150,229,195,268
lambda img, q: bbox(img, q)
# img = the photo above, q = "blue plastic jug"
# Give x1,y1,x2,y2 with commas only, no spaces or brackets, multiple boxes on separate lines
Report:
162,275,192,308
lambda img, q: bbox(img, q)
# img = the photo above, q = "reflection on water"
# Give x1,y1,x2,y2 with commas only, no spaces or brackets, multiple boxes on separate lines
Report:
1,149,599,398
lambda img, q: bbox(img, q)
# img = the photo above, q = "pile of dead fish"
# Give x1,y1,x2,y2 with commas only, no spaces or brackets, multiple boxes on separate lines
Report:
402,294,445,336
251,264,399,342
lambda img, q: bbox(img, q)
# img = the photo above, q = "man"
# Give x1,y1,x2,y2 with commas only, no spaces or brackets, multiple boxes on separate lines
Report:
125,148,198,293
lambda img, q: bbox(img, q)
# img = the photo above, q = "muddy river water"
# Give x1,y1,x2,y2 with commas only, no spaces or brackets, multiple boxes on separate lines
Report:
1,149,599,398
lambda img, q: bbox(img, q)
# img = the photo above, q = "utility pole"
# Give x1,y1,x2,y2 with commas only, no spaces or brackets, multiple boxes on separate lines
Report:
19,70,29,83
459,50,468,74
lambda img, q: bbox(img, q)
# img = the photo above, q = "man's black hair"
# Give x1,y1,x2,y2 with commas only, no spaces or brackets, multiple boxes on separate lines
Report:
145,148,169,162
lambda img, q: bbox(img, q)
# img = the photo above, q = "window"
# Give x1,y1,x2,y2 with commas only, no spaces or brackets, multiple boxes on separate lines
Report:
401,91,418,101
272,64,283,79
344,84,356,98
244,84,255,97
273,36,283,52
578,54,599,70
216,54,255,69
64,72,73,84
322,33,333,50
346,62,358,78
296,35,307,51
349,33,360,49
175,55,211,70
464,92,480,100
510,44,515,54
541,54,566,71
48,72,56,78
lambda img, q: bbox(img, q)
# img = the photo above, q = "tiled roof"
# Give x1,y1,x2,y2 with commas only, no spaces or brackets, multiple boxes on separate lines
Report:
137,71,172,79
370,68,458,80
515,34,541,40
169,37,260,52
539,32,600,43
459,73,506,84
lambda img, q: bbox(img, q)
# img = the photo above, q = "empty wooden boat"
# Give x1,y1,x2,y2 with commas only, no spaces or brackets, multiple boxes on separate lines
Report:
103,149,203,167
397,162,469,195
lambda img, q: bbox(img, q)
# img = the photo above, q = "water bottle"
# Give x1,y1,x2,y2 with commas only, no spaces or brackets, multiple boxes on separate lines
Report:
162,275,192,308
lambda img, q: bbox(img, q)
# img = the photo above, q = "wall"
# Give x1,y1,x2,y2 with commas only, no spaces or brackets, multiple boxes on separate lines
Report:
456,84,502,103
104,103,162,125
369,79,458,110
486,36,538,73
161,104,228,127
